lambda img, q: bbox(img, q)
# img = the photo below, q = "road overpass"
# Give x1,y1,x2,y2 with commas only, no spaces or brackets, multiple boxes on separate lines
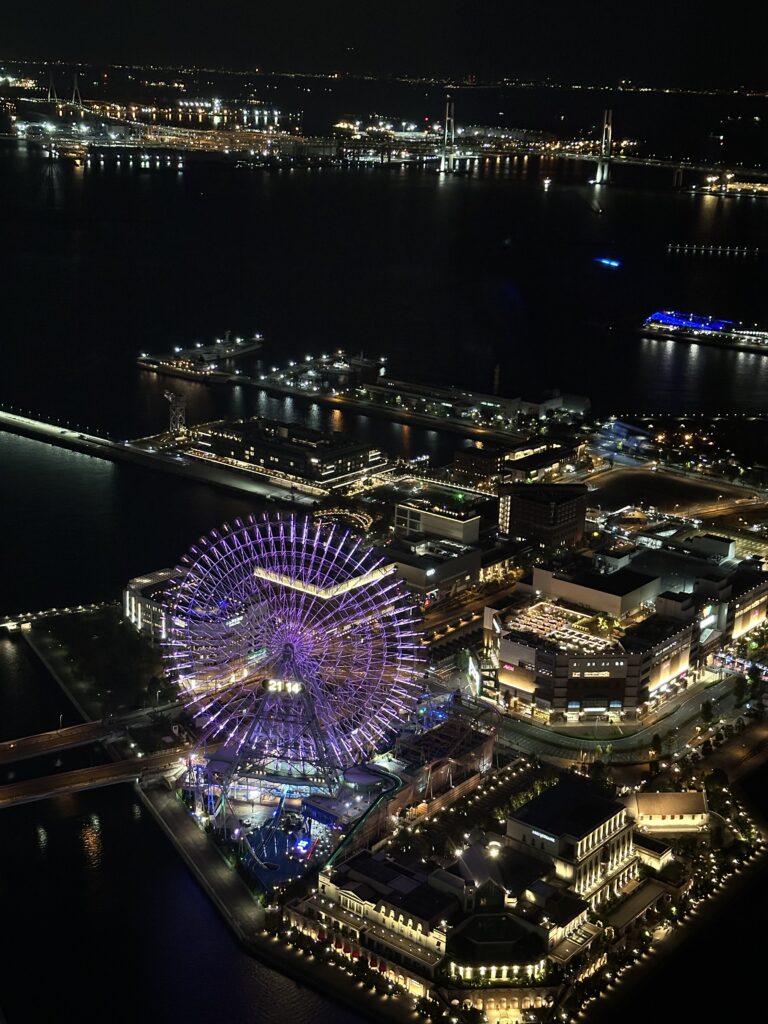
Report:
0,747,189,809
0,721,119,765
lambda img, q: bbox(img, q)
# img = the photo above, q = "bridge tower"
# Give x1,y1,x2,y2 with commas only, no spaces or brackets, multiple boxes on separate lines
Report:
71,72,82,107
47,71,58,104
595,108,612,184
441,93,456,173
163,391,186,435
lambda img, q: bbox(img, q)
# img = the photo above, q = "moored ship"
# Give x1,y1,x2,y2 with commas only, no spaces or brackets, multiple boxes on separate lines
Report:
641,311,768,355
137,331,262,383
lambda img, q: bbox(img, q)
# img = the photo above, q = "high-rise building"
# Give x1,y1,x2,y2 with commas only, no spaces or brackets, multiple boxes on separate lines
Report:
499,484,588,547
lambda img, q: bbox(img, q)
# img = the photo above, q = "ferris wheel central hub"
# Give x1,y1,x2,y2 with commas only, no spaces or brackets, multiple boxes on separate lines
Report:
263,677,304,695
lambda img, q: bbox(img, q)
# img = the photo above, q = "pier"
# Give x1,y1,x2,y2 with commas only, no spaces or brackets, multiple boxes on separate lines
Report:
0,601,109,634
0,408,315,504
667,243,760,256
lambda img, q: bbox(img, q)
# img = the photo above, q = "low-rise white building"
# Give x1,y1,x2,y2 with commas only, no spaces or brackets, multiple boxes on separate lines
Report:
123,568,179,643
624,790,709,832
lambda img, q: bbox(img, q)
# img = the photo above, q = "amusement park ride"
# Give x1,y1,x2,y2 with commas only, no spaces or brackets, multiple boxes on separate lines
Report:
162,513,428,884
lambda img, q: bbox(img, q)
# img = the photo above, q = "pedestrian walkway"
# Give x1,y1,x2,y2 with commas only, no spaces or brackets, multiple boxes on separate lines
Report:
140,786,421,1023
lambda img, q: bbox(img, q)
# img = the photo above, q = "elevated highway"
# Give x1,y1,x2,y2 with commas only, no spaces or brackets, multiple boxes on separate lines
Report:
0,721,119,765
0,747,189,809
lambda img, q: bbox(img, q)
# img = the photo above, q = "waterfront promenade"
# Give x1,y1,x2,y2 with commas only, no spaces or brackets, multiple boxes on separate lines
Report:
0,408,314,504
140,787,420,1024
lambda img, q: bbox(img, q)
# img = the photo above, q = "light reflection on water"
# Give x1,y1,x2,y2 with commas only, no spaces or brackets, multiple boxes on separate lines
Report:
36,824,48,856
80,812,102,869
4,146,768,440
0,786,366,1024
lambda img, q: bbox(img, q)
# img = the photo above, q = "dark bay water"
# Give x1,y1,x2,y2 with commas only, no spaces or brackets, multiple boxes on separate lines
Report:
2,138,768,1023
2,139,768,439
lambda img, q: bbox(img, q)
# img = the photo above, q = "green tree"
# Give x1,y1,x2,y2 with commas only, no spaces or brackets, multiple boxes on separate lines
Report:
701,699,714,725
734,675,748,708
748,664,764,701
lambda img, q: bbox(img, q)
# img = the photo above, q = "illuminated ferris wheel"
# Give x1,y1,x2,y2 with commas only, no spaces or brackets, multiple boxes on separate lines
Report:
164,513,422,789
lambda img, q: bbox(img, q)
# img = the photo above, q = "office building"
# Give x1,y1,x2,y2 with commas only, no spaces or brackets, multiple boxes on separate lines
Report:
394,481,492,545
499,484,588,547
387,536,482,601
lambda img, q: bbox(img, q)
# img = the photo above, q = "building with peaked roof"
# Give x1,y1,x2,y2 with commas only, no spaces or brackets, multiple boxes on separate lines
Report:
624,790,709,832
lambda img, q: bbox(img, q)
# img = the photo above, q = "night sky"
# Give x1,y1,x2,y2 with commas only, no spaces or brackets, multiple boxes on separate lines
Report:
2,1,762,86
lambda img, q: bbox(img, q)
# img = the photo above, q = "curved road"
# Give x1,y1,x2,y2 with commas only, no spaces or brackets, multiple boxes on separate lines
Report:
470,674,737,763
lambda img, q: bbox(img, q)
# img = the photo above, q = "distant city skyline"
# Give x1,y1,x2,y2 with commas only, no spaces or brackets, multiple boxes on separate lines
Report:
2,0,763,88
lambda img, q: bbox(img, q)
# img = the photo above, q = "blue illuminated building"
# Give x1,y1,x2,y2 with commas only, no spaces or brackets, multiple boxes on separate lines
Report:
644,311,734,332
595,257,622,268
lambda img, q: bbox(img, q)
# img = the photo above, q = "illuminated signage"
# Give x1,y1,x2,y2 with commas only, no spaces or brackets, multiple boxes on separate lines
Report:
532,829,556,843
467,654,482,695
265,679,302,694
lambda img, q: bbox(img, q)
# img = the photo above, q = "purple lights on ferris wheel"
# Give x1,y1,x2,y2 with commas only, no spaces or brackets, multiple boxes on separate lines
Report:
163,513,422,783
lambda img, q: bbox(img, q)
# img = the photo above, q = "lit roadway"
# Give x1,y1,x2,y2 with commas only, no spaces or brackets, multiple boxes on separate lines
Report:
468,673,738,764
0,721,119,765
424,582,515,631
0,747,190,810
0,601,108,633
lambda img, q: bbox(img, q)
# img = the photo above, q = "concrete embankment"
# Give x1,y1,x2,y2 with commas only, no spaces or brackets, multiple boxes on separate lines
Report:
23,630,95,724
250,377,518,445
0,409,313,504
138,786,417,1024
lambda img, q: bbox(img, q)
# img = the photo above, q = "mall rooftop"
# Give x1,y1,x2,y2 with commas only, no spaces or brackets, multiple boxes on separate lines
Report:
501,601,620,656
